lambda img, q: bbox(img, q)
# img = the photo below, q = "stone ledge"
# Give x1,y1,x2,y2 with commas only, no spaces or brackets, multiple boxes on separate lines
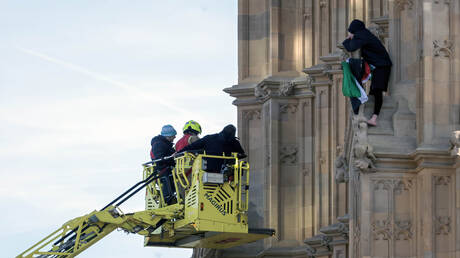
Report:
303,215,349,257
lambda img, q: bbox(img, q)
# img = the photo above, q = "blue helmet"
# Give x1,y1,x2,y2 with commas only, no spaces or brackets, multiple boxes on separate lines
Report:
161,125,177,137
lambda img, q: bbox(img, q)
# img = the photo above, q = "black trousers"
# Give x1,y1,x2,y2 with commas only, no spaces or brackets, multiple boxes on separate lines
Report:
369,89,383,115
369,66,391,116
158,168,176,204
350,97,361,115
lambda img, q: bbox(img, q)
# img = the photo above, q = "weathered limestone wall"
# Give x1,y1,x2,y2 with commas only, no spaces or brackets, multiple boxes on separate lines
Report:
219,0,460,258
237,0,381,83
417,0,460,147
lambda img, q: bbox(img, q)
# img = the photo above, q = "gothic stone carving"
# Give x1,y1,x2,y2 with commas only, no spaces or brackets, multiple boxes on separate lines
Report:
303,7,312,20
305,75,313,89
372,218,392,240
433,40,453,58
434,175,451,186
254,83,271,101
279,103,298,114
255,79,301,100
435,216,451,235
368,23,385,41
395,220,413,240
373,179,393,190
242,109,261,121
279,81,295,96
373,178,413,193
335,154,349,183
280,145,298,165
449,131,460,156
434,0,451,4
305,245,316,256
303,167,310,177
372,218,413,241
304,235,332,256
319,0,327,8
394,179,414,195
319,220,350,241
352,115,376,172
395,0,414,10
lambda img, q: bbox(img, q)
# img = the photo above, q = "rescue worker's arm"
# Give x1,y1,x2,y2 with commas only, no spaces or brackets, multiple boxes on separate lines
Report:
153,141,175,166
180,136,207,153
232,139,247,158
188,135,200,144
152,141,167,160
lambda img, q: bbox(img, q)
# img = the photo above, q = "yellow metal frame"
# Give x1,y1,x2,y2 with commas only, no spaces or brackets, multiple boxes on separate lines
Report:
144,152,253,247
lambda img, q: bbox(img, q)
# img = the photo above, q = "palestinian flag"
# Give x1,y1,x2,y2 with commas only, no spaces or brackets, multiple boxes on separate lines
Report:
361,62,374,84
341,61,368,104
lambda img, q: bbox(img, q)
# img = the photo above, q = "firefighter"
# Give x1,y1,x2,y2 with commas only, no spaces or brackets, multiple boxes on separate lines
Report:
175,120,202,152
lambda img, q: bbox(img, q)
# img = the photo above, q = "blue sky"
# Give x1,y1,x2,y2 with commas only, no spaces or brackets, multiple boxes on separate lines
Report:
0,1,237,257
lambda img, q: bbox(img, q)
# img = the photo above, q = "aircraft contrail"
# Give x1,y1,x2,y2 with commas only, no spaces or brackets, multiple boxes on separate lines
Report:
16,47,220,129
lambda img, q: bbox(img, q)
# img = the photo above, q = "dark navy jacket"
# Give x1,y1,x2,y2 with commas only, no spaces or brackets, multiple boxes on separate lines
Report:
150,135,175,169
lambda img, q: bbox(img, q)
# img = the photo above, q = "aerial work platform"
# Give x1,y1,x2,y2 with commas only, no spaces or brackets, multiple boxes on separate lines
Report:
17,152,274,257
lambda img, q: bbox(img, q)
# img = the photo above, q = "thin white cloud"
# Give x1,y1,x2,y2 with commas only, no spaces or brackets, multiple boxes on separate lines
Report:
16,47,220,129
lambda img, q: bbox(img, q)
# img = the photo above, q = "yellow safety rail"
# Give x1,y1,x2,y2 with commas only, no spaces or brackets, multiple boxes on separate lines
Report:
172,153,195,189
238,160,250,211
142,163,168,208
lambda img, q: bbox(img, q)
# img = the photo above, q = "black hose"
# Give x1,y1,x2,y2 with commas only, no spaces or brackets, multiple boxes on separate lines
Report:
115,173,161,206
101,172,158,210
53,157,170,246
142,154,175,166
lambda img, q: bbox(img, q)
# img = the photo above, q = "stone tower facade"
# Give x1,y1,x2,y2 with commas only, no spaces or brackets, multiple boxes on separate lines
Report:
201,0,460,257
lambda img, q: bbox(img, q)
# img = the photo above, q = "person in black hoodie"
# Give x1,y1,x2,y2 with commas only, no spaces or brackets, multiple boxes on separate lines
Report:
180,124,246,172
342,19,392,126
150,124,177,204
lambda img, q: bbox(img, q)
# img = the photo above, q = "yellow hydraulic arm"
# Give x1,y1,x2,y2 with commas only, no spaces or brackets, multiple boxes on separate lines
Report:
17,205,183,258
17,156,176,258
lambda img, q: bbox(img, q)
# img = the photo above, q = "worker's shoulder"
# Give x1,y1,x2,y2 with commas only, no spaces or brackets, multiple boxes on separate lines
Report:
152,136,172,148
188,135,200,144
203,133,219,140
151,135,163,144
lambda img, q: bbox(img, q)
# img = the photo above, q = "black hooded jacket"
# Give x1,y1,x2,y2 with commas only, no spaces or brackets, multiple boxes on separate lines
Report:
151,135,175,168
342,19,392,67
180,125,246,172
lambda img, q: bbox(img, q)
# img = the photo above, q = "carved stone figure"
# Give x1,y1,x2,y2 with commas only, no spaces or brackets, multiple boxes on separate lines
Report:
368,23,384,41
433,39,453,58
254,83,270,101
279,80,295,96
280,145,298,165
395,0,414,10
435,216,451,235
449,131,460,156
335,154,349,183
352,115,376,172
